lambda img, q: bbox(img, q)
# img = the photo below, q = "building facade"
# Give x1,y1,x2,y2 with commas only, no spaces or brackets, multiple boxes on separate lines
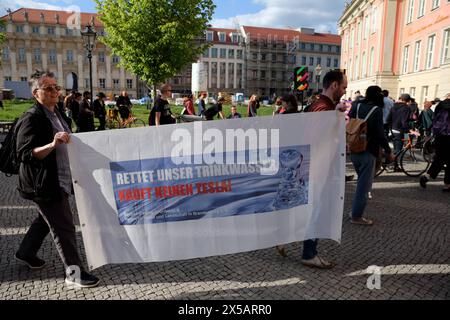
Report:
0,8,142,98
197,28,245,95
339,0,450,103
239,26,341,98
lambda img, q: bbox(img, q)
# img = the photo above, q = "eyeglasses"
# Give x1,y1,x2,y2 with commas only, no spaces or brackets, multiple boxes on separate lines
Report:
39,85,62,93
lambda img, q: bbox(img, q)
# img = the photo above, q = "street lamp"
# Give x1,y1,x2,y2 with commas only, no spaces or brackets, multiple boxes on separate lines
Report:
81,25,97,107
315,64,323,93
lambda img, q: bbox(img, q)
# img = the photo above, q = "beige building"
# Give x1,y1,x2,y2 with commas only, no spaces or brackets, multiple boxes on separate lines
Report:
1,8,140,98
339,0,450,103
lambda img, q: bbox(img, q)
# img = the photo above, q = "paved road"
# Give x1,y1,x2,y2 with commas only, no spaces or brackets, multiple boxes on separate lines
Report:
0,169,448,300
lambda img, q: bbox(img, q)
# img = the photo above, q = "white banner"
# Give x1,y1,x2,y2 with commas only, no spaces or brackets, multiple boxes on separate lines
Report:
67,112,345,269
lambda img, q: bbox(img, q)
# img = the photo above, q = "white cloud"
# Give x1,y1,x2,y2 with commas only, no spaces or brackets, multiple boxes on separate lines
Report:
212,0,347,33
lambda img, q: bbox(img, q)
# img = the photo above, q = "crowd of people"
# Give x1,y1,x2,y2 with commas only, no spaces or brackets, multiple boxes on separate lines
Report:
9,68,450,288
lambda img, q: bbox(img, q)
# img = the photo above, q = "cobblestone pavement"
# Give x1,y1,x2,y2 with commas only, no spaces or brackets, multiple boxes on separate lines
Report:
0,168,449,300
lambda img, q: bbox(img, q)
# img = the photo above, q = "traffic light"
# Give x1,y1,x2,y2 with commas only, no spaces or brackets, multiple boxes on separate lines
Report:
294,66,309,92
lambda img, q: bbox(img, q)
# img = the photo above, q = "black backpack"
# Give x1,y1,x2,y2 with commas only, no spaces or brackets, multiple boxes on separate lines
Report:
0,118,20,176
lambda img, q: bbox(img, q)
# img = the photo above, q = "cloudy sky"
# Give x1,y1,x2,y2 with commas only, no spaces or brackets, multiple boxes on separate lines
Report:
1,0,347,33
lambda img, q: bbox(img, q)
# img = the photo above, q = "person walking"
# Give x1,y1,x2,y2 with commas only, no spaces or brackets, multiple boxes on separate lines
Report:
14,70,99,288
348,86,394,226
420,94,450,192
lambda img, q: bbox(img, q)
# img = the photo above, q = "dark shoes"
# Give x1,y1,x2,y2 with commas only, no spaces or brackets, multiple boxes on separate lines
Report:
65,270,100,288
14,252,46,270
419,175,429,189
345,175,354,182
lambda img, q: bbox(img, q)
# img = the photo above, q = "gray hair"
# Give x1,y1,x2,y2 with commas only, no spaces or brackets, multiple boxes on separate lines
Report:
29,70,56,92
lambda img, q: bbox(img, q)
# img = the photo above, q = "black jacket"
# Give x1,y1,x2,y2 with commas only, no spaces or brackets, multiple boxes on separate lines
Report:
349,102,391,158
387,102,412,133
15,103,67,202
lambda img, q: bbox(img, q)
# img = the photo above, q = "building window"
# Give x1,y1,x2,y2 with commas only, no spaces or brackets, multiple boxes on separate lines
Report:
431,0,440,10
232,34,239,43
426,35,435,69
336,46,340,53
261,53,266,61
403,45,410,74
113,79,119,89
309,57,314,66
326,57,331,67
272,53,277,62
410,87,416,98
364,16,369,39
317,57,321,65
32,26,40,34
301,43,306,50
206,32,213,42
202,48,209,58
220,48,226,59
47,27,55,35
2,47,9,60
400,88,405,95
34,48,41,62
65,28,73,36
357,22,361,44
99,78,106,89
369,47,375,76
127,79,133,89
354,55,359,79
85,78,89,88
319,44,323,52
334,59,339,68
112,55,120,64
362,52,367,77
414,41,421,71
310,43,314,51
418,0,426,18
442,29,450,64
350,28,354,49
211,48,218,58
67,50,74,62
302,56,307,65
0,24,5,32
16,25,24,33
421,86,429,102
406,0,414,24
271,70,276,79
20,77,27,82
218,33,226,42
260,70,266,79
228,49,234,59
18,48,26,62
98,52,105,63
371,7,378,34
236,50,243,59
49,49,57,63
4,76,12,82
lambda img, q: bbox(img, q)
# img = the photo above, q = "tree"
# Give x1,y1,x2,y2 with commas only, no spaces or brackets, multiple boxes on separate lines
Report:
0,20,6,67
95,0,215,97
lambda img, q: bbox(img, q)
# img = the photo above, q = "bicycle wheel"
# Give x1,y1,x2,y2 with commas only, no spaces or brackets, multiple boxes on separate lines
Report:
127,119,146,128
399,147,430,177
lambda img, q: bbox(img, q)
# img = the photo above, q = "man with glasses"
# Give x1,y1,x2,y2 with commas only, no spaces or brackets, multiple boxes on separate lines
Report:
149,84,176,126
14,70,100,288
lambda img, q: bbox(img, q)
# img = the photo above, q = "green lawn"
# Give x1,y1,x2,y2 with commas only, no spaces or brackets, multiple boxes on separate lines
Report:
0,100,275,125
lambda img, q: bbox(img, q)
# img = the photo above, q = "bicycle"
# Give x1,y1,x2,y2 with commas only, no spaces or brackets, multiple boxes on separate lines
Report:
106,105,146,129
375,130,431,178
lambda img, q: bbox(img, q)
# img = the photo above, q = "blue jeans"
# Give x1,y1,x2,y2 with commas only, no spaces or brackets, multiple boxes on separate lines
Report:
350,151,376,219
302,239,318,260
393,133,404,155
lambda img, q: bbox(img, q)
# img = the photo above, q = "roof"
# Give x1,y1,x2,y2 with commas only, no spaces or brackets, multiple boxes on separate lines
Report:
1,8,103,28
242,26,341,44
207,27,241,45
